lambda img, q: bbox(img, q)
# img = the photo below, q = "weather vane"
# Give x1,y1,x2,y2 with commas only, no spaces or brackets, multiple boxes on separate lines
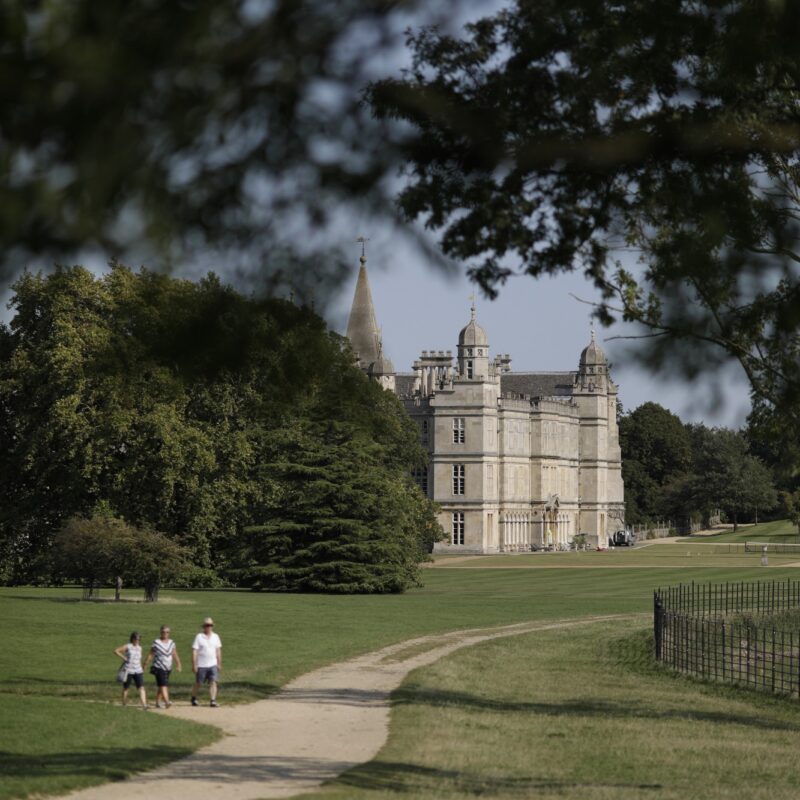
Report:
356,236,370,259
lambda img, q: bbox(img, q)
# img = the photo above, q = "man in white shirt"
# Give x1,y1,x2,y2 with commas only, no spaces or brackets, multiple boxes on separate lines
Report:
191,616,222,707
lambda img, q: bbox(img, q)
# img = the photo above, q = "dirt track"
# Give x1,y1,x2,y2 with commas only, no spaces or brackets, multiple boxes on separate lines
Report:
64,615,636,800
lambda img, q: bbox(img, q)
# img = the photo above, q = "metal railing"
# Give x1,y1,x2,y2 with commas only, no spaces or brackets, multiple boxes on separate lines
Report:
654,579,800,697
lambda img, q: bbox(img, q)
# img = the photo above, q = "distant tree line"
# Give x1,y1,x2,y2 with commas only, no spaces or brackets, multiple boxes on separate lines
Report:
0,265,442,594
619,402,792,531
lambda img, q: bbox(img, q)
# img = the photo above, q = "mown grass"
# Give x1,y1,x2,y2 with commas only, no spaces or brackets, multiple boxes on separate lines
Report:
4,558,800,799
0,695,219,800
433,540,800,568
305,620,800,800
684,519,800,543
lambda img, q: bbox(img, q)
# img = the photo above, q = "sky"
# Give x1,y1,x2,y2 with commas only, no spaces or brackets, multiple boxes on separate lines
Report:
326,237,753,428
0,239,752,428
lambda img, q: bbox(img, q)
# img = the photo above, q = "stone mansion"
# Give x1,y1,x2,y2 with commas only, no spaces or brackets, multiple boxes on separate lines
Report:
345,253,625,553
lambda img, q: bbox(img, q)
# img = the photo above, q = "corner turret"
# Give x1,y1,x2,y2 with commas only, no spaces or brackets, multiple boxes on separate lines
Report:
457,301,490,379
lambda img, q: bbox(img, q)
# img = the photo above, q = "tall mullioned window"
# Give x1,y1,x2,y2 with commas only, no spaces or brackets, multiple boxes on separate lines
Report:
452,512,465,545
466,360,474,379
412,466,429,495
452,464,465,495
453,417,465,444
420,418,429,444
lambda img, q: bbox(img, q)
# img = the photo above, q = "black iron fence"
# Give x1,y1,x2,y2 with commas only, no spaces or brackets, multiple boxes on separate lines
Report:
744,541,800,554
654,579,800,697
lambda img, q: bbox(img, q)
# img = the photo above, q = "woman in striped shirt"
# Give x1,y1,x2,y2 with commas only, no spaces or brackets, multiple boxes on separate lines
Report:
114,631,147,709
144,625,182,709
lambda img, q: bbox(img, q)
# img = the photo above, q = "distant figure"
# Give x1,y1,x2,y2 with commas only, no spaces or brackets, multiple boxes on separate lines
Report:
114,631,147,709
144,625,182,709
191,617,222,707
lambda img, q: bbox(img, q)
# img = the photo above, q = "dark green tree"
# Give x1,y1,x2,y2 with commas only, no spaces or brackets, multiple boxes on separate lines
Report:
53,514,128,599
1,264,441,590
232,422,440,593
120,526,193,603
53,513,191,601
779,490,800,535
687,427,778,530
745,399,800,493
369,0,800,427
619,403,692,524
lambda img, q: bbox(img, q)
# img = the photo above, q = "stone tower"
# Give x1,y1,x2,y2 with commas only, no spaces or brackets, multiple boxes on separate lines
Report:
345,251,395,391
573,331,624,545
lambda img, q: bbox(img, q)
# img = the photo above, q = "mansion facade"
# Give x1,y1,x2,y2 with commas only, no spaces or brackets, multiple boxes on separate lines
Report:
345,253,625,553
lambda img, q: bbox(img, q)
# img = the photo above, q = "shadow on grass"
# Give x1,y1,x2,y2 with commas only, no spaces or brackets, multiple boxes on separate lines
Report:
0,745,192,781
1,679,278,701
335,760,663,794
393,684,800,732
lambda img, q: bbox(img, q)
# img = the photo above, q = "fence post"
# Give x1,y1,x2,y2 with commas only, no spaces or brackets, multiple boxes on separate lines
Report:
654,591,664,661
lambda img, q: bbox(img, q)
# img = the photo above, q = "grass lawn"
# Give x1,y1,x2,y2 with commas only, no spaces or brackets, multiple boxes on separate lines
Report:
4,546,800,798
682,519,800,544
432,540,800,568
0,695,218,800
305,620,800,800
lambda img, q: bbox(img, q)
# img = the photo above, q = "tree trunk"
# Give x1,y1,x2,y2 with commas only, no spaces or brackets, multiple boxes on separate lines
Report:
144,583,159,603
733,512,738,532
115,576,122,601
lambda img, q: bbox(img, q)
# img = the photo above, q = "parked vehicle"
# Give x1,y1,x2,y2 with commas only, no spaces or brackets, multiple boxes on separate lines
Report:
612,529,636,547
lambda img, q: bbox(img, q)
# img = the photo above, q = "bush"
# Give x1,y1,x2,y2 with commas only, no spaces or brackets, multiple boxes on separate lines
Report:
53,513,191,601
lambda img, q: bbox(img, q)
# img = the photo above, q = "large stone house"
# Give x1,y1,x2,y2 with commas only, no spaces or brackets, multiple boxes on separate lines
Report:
345,253,625,552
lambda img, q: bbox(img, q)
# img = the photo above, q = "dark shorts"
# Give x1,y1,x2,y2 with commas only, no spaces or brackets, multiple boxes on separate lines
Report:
124,672,144,689
196,665,219,684
152,668,171,687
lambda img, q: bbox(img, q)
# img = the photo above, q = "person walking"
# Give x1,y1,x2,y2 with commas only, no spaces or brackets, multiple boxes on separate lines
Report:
143,625,182,709
191,617,222,707
114,631,148,709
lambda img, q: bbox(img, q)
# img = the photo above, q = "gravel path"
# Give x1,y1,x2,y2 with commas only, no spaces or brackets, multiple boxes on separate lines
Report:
64,615,634,800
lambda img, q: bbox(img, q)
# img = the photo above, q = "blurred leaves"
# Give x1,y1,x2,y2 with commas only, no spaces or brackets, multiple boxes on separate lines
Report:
368,0,800,423
0,0,441,296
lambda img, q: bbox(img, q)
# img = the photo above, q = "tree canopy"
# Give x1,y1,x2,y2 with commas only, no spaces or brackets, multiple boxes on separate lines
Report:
619,402,778,529
0,0,453,294
369,0,800,425
53,513,191,601
0,265,440,591
619,402,692,523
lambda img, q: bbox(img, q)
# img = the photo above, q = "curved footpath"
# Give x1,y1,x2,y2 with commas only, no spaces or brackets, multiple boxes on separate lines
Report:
65,614,636,800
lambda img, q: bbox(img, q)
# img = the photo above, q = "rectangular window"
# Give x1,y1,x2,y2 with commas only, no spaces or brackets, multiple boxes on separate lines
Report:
452,464,465,495
487,463,494,493
412,467,428,495
452,512,465,545
420,418,428,444
466,360,474,379
452,417,465,444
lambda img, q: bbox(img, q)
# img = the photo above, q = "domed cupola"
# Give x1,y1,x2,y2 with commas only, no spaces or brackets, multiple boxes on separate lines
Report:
579,329,607,368
458,316,489,349
576,329,609,393
457,302,490,379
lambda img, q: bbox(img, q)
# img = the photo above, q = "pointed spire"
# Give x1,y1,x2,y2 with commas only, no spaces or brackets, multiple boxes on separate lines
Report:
469,292,476,321
346,240,381,368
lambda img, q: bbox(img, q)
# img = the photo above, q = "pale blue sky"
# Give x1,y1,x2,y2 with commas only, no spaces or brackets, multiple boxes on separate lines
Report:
327,239,753,428
0,246,751,428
